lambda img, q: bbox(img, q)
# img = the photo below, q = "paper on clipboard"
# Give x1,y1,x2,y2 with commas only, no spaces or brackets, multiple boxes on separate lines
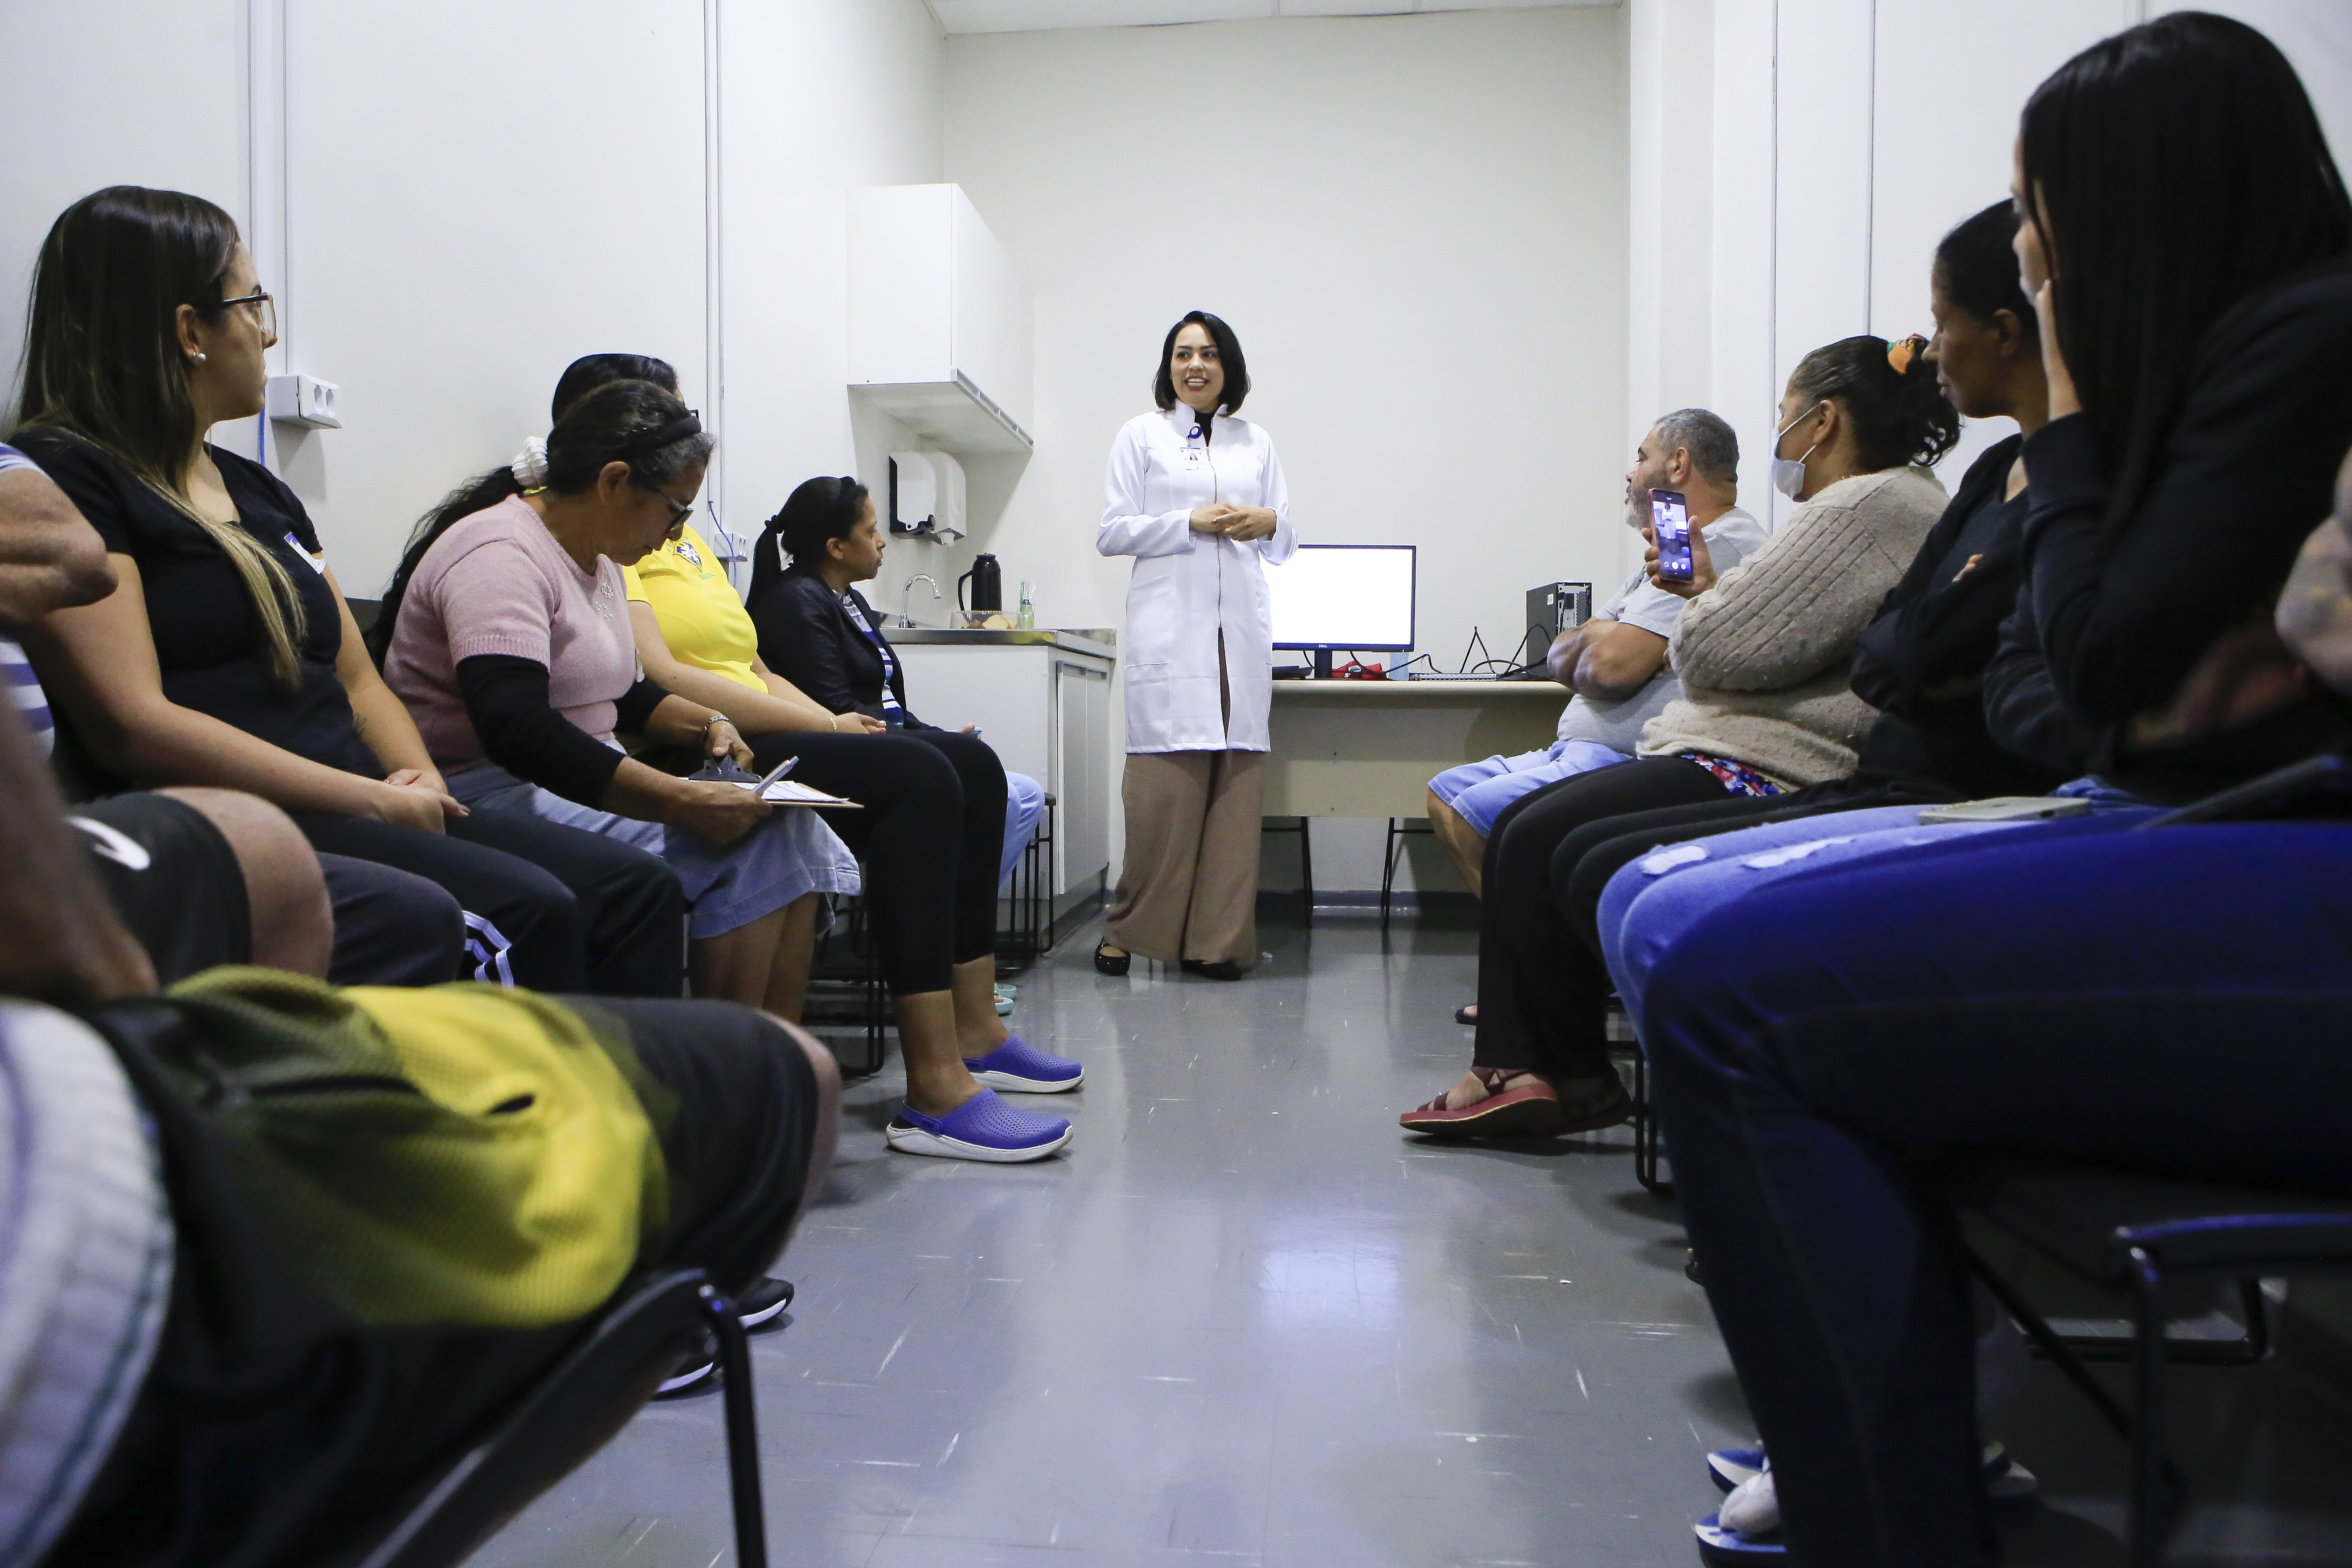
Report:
736,778,861,807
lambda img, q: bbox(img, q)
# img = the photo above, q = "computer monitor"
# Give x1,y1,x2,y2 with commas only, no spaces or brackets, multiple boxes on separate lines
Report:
1267,544,1415,677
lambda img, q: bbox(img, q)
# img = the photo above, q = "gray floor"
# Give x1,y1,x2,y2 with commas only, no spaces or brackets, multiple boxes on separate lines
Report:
474,912,2352,1568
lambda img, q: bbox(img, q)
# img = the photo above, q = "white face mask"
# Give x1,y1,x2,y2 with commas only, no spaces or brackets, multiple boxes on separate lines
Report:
1769,403,1827,500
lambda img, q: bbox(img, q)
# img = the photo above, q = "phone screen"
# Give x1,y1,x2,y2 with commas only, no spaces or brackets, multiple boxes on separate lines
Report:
1650,490,1693,582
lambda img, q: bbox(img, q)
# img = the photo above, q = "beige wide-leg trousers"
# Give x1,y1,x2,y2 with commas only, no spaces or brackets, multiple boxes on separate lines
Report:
1105,748,1266,967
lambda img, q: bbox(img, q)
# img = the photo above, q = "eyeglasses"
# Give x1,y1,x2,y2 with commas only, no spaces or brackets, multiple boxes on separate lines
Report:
216,289,277,342
654,490,695,536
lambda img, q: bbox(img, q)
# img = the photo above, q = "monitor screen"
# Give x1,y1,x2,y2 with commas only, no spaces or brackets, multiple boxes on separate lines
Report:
1266,545,1415,651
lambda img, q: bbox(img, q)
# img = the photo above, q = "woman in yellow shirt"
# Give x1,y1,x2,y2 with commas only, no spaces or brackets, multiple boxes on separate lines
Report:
568,356,1080,1164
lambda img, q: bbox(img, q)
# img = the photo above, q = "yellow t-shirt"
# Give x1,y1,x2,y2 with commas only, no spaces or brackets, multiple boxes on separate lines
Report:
622,525,765,696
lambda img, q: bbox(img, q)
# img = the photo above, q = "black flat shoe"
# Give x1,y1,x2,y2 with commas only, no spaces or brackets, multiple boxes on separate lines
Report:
1454,1003,1477,1026
1093,942,1130,976
1180,959,1245,981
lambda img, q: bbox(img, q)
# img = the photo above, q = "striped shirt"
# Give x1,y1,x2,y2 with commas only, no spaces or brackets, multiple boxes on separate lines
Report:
0,445,54,754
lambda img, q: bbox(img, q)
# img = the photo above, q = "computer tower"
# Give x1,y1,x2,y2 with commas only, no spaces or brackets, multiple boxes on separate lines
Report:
1520,581,1592,675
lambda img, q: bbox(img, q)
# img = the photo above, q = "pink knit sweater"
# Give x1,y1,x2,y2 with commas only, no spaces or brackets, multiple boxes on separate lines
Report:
384,495,637,772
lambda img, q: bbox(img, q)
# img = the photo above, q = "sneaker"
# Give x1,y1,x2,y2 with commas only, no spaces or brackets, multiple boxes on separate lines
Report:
963,1036,1084,1093
888,1089,1073,1162
1707,1439,2034,1502
994,985,1014,1017
653,1337,718,1400
736,1276,794,1333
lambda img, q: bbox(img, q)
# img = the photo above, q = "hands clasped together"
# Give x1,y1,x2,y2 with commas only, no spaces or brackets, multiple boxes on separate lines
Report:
1188,503,1279,543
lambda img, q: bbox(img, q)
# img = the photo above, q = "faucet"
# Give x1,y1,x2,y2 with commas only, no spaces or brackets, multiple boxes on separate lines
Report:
900,575,941,628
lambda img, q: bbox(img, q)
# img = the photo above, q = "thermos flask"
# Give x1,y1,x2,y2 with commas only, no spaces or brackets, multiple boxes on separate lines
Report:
958,554,1003,618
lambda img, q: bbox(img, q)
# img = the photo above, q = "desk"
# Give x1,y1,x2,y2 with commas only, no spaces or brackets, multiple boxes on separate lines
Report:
1264,679,1567,818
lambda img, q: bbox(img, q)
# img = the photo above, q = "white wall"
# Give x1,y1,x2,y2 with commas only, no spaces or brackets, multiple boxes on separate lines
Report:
938,7,1629,667
0,1,258,457
0,0,946,597
1631,0,2352,545
940,7,1627,895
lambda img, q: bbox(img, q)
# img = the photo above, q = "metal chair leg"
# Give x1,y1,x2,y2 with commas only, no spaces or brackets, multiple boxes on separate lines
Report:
1632,1048,1673,1199
2130,1247,2169,1568
700,1286,768,1568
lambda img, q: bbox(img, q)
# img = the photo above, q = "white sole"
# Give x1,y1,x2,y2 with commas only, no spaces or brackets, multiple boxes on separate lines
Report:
969,1069,1084,1094
886,1124,1074,1162
738,1298,790,1329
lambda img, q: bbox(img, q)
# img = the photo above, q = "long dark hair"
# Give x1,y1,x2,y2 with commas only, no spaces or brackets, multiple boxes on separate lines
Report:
14,186,308,683
369,380,712,664
1153,310,1250,416
1787,336,1961,471
749,476,868,603
2021,12,2352,519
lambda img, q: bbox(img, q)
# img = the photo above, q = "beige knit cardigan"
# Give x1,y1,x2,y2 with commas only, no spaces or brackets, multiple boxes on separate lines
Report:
1637,466,1949,786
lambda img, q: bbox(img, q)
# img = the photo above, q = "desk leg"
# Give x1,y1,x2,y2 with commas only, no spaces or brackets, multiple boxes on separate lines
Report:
1298,816,1313,929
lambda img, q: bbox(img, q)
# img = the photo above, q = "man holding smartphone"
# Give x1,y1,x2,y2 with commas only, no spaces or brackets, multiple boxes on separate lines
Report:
1427,409,1767,897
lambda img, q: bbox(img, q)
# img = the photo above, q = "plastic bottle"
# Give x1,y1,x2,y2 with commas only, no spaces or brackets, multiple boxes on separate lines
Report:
1018,580,1035,630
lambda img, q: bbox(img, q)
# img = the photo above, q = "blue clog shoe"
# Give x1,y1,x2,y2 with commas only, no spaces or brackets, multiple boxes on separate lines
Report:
887,1089,1072,1163
962,1036,1084,1093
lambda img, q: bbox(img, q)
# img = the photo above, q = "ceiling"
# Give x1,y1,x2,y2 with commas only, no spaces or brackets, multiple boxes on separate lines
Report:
925,0,1611,35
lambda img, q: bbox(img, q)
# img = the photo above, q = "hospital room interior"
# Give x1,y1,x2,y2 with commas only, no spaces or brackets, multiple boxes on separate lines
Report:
8,1,2352,1565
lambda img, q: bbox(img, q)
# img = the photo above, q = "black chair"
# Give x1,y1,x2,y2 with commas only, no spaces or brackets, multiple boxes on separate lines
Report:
330,1270,770,1568
1947,1164,2352,1566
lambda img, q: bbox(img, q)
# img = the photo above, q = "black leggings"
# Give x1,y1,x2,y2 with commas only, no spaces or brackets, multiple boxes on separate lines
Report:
740,729,1008,995
1473,756,1736,1080
295,811,685,998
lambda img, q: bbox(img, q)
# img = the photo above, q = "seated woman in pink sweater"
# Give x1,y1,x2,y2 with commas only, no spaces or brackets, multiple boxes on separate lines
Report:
384,380,857,1010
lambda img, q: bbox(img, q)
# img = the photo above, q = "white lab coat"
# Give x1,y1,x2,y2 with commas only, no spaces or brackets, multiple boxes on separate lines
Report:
1098,405,1297,753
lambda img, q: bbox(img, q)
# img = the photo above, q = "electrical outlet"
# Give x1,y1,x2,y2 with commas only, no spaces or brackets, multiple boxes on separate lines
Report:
266,374,341,429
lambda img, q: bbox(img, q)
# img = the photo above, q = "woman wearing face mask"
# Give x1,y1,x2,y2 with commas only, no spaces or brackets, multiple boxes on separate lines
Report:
1639,16,2352,1563
1094,311,1296,981
1400,335,1955,1138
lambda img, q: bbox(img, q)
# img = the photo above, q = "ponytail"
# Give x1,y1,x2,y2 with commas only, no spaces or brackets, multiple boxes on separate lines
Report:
367,465,526,667
371,378,710,667
1786,333,1961,471
749,475,867,603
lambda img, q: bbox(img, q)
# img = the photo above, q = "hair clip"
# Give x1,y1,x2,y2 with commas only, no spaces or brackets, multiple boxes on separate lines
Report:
510,436,549,489
1886,334,1931,376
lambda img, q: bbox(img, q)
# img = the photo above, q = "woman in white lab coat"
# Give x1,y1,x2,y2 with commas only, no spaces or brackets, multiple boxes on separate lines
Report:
1094,311,1297,979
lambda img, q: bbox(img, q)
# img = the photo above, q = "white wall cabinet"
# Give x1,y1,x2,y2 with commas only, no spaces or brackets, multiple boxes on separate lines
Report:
849,183,1035,453
892,635,1116,917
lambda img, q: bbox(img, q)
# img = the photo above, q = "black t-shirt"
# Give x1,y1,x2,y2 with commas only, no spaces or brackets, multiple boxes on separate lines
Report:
14,430,377,786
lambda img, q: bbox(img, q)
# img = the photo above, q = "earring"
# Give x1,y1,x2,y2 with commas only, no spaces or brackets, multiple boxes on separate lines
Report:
191,352,208,364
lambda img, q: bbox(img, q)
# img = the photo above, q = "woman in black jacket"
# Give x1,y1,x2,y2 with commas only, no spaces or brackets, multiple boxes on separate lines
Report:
746,477,1047,885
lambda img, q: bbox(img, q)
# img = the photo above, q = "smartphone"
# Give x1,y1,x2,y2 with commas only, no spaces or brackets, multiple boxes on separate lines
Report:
1649,489,1693,582
1917,796,2093,825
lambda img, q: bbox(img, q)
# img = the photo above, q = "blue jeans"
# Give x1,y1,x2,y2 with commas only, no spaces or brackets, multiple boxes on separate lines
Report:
1643,815,2352,1564
1597,806,2018,1032
1428,740,1631,836
1001,770,1046,890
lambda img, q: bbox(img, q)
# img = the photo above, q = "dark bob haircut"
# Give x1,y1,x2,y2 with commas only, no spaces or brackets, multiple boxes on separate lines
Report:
1153,311,1250,417
553,353,678,423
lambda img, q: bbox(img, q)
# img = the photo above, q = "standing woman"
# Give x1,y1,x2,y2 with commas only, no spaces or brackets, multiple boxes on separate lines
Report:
1094,311,1295,980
